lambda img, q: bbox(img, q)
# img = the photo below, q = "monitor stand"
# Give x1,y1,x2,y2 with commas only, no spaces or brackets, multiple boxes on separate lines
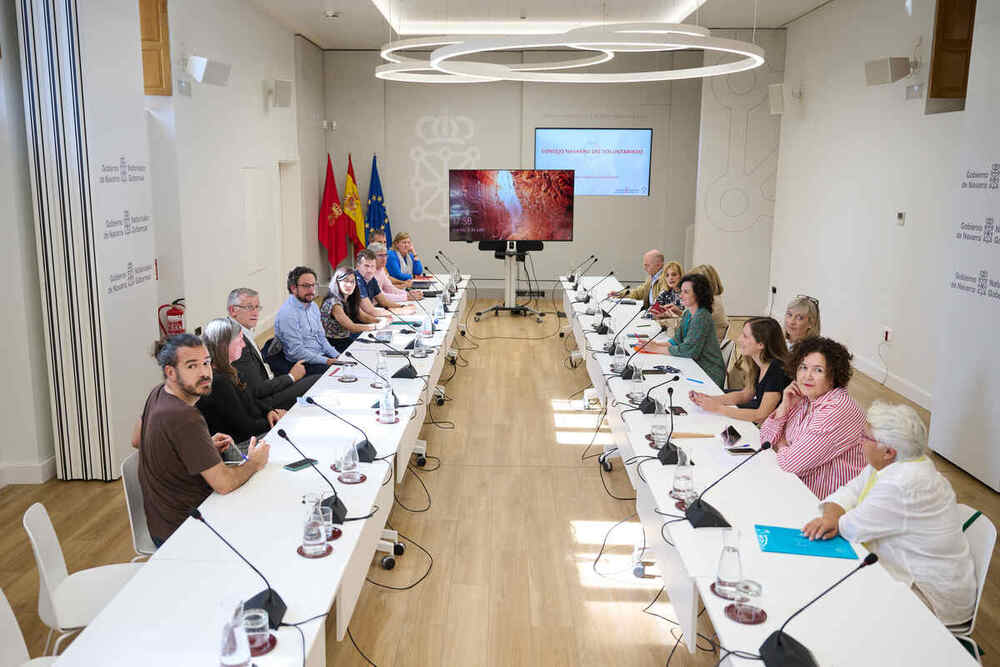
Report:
474,241,545,322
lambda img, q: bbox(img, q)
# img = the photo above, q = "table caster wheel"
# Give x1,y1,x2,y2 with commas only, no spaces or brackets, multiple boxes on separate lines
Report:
381,555,396,570
601,459,613,472
394,542,405,556
474,316,481,322
633,563,646,578
536,318,542,323
436,397,445,406
416,456,427,467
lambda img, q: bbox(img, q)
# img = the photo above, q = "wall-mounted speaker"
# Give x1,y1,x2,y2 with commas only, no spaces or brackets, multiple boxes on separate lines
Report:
768,83,784,115
865,57,911,85
273,80,293,108
186,56,231,86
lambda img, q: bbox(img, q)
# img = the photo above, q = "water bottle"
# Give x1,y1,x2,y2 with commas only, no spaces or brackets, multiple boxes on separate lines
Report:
421,313,434,339
378,382,397,424
715,528,743,600
434,300,445,323
219,601,250,666
373,351,388,389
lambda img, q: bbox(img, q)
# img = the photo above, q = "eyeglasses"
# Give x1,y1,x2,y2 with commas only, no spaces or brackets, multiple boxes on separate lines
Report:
297,282,316,289
796,294,819,307
336,274,356,283
235,305,263,312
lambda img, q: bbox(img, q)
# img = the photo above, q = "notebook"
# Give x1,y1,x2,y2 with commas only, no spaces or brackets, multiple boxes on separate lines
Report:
754,524,858,560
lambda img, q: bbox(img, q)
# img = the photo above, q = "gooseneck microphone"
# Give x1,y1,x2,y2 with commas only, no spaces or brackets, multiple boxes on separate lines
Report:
425,273,455,308
604,303,649,355
275,429,348,523
640,374,679,414
566,254,596,284
300,396,378,463
365,338,421,380
342,352,403,407
189,508,287,629
592,295,628,334
410,297,438,334
620,329,664,380
759,553,880,667
685,441,773,528
576,270,614,304
656,386,683,464
433,256,460,296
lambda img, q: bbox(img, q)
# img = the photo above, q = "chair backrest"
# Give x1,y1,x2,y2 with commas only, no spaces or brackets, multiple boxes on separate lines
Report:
22,503,68,630
121,452,157,557
720,339,735,374
957,503,996,634
0,589,30,667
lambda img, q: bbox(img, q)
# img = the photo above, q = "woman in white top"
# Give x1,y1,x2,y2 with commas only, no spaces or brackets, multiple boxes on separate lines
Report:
802,401,976,626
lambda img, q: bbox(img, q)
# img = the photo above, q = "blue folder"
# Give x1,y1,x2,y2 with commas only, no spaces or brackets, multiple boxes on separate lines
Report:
754,524,859,560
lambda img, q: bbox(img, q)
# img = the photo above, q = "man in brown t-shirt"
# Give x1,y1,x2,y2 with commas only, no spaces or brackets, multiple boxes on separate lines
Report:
132,334,270,544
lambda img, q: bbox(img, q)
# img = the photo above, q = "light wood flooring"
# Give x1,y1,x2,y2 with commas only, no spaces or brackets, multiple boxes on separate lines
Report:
0,298,997,665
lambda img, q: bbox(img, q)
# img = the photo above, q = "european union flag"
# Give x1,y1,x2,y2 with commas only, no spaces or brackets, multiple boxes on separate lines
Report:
364,155,391,245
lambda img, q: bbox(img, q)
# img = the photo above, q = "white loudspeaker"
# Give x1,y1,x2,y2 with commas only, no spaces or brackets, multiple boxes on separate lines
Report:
273,80,292,108
186,56,231,86
768,83,784,115
865,57,911,85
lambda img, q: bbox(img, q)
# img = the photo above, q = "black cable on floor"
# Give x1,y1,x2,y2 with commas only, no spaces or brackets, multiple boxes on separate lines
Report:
592,512,638,578
394,464,431,513
598,456,636,501
347,626,378,666
426,399,455,429
580,404,609,462
421,454,442,471
365,529,434,591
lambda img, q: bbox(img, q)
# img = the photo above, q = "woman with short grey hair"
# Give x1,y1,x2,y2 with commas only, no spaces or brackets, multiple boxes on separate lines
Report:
802,401,977,625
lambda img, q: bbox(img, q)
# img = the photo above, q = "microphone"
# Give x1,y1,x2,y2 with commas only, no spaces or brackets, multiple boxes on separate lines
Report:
656,386,683,464
275,429,348,523
342,352,418,409
592,296,627,334
685,442,773,528
188,508,287,629
578,255,598,277
364,337,420,380
410,297,438,335
425,273,456,309
566,254,596,284
639,374,680,414
300,396,378,463
759,553,880,667
381,305,419,338
433,255,460,296
604,303,649,356
576,270,614,304
436,249,459,272
620,329,664,380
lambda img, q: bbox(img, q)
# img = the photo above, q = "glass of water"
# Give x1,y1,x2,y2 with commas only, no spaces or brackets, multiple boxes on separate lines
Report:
669,446,694,502
301,513,326,557
626,368,645,403
714,528,743,600
373,351,388,389
650,400,669,446
611,344,627,373
243,608,270,654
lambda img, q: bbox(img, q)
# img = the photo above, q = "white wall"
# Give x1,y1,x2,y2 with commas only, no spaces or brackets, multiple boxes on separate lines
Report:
293,35,328,282
168,0,299,330
694,29,785,316
323,50,703,288
771,0,973,407
0,0,53,484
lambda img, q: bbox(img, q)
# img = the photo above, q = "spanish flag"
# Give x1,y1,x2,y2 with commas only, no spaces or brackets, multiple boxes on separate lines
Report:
343,155,365,248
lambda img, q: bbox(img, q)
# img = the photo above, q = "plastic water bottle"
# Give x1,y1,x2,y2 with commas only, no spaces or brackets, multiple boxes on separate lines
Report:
378,383,397,424
434,300,445,323
421,314,434,339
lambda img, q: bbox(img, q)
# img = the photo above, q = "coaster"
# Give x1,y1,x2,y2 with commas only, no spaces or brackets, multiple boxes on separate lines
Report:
297,544,333,559
674,500,688,512
375,411,400,424
249,633,277,657
711,582,745,601
327,526,343,541
337,472,367,485
370,382,388,390
338,375,358,383
724,603,767,625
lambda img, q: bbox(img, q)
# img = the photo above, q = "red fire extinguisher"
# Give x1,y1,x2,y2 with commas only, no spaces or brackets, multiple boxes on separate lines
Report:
158,298,186,337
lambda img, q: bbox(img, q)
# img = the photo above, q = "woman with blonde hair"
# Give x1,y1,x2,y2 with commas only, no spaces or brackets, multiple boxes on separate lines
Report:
651,260,684,310
784,295,821,346
686,264,728,341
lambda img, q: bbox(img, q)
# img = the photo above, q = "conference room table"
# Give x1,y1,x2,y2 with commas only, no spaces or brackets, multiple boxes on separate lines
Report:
560,274,976,666
56,276,470,666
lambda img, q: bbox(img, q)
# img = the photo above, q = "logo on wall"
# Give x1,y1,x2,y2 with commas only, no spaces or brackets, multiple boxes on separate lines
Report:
991,163,999,190
985,218,995,244
410,113,480,227
98,155,147,185
979,270,989,296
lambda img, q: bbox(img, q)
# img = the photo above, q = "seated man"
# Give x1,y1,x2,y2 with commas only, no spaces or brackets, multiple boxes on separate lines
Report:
273,266,342,375
386,232,425,285
370,241,422,302
802,401,977,626
131,334,270,545
612,249,671,308
227,288,319,410
355,249,416,319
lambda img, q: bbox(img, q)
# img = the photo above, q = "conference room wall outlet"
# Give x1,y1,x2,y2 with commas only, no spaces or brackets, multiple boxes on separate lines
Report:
882,326,893,342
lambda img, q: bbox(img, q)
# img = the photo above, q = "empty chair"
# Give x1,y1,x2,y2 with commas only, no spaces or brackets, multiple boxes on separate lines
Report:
120,452,156,560
950,504,996,663
0,589,56,666
22,503,143,655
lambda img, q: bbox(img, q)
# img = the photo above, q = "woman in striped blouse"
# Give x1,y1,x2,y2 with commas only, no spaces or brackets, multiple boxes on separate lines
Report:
760,336,865,498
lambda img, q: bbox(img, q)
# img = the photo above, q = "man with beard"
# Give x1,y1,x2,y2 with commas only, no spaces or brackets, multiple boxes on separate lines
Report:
273,265,342,375
131,334,270,545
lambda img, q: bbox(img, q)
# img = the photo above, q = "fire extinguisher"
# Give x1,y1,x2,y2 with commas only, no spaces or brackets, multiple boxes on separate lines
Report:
158,298,186,337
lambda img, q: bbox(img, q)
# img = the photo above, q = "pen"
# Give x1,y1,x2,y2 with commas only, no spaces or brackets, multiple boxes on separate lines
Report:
328,366,341,377
686,377,704,384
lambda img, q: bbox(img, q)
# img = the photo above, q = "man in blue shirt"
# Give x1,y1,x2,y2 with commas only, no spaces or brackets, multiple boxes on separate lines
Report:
273,266,341,375
355,249,415,320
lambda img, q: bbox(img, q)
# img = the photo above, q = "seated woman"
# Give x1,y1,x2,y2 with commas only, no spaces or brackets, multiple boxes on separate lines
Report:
197,318,284,444
643,273,726,389
802,401,976,627
689,317,790,423
649,260,683,322
371,241,422,302
784,295,821,348
760,336,866,498
386,232,424,284
688,264,728,341
320,267,385,352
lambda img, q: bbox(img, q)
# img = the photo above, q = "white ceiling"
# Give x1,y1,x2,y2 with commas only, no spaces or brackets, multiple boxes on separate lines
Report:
248,0,830,50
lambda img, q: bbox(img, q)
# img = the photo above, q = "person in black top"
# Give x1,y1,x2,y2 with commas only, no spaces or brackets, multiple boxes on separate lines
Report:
689,316,790,424
197,318,285,444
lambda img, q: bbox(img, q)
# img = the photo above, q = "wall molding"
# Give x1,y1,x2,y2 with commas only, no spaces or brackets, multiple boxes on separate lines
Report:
852,355,932,410
0,457,57,487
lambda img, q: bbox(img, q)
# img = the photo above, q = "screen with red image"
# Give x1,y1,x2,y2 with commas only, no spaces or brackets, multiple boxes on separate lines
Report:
449,169,574,242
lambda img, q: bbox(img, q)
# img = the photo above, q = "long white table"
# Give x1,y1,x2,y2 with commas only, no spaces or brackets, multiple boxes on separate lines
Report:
560,275,976,666
56,275,470,666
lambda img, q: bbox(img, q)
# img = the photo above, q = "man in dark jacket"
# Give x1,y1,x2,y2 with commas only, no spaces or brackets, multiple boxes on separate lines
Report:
226,288,320,409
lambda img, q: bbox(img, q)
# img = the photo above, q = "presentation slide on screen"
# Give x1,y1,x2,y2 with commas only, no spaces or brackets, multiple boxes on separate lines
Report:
535,128,652,196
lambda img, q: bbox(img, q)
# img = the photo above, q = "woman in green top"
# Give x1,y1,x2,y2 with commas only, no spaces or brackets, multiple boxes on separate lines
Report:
644,273,727,388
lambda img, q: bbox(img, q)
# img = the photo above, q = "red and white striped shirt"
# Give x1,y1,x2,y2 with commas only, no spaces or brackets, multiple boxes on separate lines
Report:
760,387,866,499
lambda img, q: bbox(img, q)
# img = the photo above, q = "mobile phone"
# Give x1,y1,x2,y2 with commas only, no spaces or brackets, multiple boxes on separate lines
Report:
654,365,682,374
330,360,356,367
283,458,317,471
720,425,742,447
670,406,688,416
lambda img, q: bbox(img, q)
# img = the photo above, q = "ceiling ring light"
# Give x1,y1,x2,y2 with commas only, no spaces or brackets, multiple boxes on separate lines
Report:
376,23,764,84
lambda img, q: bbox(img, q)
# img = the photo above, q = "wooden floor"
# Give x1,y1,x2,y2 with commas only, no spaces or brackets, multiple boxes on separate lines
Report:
1,297,997,665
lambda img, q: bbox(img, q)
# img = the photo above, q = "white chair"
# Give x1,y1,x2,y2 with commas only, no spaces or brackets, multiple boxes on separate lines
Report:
120,452,156,560
720,339,736,385
0,589,56,666
22,503,143,655
949,504,996,663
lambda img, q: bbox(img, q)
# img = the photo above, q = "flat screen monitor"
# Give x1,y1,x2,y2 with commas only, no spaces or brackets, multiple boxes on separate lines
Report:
448,169,574,242
534,128,652,196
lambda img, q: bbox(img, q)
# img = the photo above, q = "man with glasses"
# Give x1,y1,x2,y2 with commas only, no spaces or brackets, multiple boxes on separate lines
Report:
227,287,320,409
273,266,343,375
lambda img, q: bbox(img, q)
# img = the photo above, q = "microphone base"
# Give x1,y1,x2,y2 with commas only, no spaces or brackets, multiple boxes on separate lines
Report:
594,324,610,335
620,365,636,380
759,631,818,667
657,442,680,465
684,498,731,528
246,587,287,630
638,396,656,414
321,494,349,524
355,439,378,463
392,366,418,379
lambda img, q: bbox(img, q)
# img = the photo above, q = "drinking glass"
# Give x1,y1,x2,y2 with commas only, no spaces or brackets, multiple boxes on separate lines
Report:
372,352,388,389
219,600,250,667
626,368,645,402
312,505,335,540
669,447,694,501
242,608,269,654
650,400,669,446
339,443,362,483
302,514,326,556
714,528,743,600
611,344,627,373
